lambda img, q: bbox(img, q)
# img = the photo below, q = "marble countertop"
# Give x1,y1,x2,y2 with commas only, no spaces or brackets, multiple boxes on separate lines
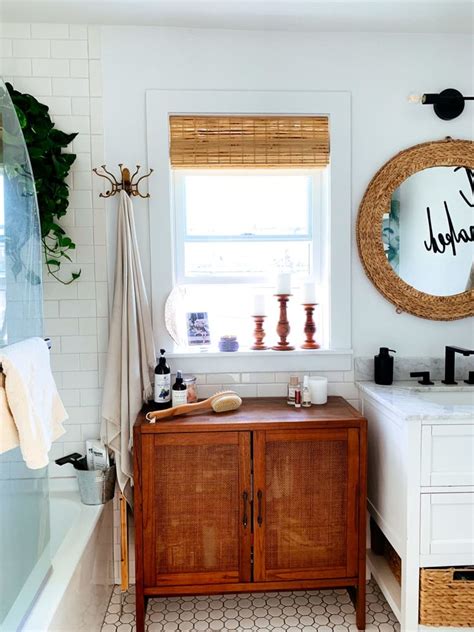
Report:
357,381,474,421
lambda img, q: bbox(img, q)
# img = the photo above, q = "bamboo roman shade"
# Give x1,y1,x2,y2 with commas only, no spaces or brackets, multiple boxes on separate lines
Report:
169,115,329,168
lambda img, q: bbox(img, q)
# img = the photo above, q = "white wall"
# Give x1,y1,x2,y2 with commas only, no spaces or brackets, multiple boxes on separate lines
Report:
0,23,108,477
102,26,474,358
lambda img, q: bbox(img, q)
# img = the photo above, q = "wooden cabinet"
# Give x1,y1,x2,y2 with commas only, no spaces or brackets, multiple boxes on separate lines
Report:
141,431,251,588
134,397,367,632
254,429,360,583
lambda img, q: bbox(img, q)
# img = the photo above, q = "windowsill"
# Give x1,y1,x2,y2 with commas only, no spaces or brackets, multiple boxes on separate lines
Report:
166,347,353,373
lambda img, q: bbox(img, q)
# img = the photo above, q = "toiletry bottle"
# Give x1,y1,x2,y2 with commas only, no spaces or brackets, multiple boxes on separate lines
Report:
154,349,171,409
374,347,396,385
294,383,302,408
172,370,188,407
302,376,311,407
287,375,299,406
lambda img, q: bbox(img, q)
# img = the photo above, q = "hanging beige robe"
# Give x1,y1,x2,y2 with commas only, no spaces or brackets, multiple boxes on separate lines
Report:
101,191,156,505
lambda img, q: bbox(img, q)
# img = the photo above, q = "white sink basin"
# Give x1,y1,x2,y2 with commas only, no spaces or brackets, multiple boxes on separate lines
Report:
415,390,474,406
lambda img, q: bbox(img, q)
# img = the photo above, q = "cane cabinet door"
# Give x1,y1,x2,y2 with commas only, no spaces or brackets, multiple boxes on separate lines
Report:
253,428,360,582
141,431,251,587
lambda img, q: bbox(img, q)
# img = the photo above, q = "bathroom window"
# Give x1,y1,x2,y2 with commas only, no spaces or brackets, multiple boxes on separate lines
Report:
147,91,351,355
168,114,330,347
173,169,325,284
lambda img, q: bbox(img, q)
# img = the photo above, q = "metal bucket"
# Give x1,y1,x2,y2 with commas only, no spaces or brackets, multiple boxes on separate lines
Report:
75,464,116,505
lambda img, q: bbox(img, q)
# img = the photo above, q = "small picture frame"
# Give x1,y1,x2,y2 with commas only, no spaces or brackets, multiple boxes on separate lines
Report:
186,312,211,346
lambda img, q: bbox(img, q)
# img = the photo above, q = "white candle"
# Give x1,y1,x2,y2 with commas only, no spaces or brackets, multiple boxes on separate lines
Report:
276,272,291,295
253,294,266,315
303,281,317,304
309,376,328,405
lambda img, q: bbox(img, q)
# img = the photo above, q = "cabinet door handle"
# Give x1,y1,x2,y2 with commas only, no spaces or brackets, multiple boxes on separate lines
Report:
257,489,263,527
242,491,249,528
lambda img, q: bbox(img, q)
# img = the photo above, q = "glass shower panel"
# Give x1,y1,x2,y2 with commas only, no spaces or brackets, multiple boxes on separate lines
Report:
0,79,50,631
0,82,43,345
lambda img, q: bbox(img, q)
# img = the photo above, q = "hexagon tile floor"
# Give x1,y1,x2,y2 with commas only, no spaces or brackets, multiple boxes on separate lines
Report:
100,579,400,632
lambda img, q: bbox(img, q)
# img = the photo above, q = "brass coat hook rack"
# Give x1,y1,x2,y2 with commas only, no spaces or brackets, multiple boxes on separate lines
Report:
92,163,153,198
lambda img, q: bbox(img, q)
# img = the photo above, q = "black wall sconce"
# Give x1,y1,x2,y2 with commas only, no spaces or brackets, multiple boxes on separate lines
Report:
409,88,473,120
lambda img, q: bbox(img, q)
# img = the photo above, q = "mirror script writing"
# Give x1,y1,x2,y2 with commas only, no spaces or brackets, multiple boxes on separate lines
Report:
424,167,474,256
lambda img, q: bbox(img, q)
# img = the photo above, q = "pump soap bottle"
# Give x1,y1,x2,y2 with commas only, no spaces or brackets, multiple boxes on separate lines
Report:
154,349,171,409
374,347,396,385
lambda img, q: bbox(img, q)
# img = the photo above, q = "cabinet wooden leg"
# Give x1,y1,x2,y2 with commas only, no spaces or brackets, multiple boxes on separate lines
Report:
355,580,366,630
135,587,145,632
348,582,366,630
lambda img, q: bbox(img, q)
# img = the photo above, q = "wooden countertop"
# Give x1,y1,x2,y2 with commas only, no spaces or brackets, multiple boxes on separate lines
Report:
135,396,365,434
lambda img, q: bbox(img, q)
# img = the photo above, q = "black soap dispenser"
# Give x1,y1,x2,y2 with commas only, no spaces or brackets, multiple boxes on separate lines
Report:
374,347,396,385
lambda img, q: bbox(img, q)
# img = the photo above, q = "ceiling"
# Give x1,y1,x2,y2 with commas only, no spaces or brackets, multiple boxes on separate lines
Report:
1,0,473,33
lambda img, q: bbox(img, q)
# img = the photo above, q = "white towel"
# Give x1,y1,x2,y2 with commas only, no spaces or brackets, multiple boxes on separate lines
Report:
101,191,156,505
0,337,67,468
0,373,18,453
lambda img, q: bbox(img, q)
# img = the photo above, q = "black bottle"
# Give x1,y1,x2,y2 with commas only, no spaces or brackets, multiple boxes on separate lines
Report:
172,370,187,407
374,347,396,385
154,349,171,409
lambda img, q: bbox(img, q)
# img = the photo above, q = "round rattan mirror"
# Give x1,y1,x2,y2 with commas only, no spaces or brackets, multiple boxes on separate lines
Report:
357,138,474,320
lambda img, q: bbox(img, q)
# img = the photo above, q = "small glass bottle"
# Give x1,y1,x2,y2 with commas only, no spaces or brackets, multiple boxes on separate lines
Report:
183,375,198,403
287,375,299,406
302,375,312,408
172,370,188,407
294,384,302,408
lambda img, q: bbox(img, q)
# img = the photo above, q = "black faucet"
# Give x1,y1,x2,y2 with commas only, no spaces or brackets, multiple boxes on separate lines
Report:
442,346,474,385
410,371,434,385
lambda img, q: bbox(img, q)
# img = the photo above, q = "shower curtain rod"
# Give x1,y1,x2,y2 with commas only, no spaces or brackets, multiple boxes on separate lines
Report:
0,338,52,374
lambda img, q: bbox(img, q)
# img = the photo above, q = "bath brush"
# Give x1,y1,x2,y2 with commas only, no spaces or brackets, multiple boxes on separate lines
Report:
146,390,242,422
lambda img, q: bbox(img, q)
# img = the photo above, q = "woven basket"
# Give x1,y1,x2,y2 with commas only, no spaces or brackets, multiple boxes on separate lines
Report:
383,539,402,585
419,567,474,627
370,517,402,584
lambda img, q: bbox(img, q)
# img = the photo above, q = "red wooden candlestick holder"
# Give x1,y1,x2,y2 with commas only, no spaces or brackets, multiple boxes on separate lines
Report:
272,294,295,351
301,303,320,349
251,315,268,350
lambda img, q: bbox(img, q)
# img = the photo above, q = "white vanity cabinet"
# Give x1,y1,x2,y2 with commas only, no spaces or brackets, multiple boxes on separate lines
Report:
421,424,474,487
358,382,474,632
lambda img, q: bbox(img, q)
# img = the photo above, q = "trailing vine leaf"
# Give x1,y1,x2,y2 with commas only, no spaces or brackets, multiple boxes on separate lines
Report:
6,82,81,285
13,105,27,128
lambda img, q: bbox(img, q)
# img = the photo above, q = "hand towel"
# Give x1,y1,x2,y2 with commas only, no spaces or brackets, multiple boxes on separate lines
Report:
0,372,19,454
0,337,67,468
101,190,156,505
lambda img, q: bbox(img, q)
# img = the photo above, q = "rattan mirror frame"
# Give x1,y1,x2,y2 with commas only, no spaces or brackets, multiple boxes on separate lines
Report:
357,138,474,320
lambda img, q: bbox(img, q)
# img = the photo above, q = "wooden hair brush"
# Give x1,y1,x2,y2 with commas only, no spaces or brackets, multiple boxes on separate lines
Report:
146,390,242,423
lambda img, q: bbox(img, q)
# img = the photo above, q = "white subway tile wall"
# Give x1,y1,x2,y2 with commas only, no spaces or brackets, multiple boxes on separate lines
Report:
1,22,107,479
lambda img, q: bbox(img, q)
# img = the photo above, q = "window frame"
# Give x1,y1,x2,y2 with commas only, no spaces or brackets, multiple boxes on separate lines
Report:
146,89,351,361
172,167,326,286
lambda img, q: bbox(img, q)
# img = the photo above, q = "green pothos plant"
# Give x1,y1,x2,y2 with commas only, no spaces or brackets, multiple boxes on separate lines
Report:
6,82,81,284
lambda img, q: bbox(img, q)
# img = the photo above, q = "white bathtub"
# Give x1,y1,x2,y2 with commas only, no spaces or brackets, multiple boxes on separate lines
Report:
23,478,114,632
